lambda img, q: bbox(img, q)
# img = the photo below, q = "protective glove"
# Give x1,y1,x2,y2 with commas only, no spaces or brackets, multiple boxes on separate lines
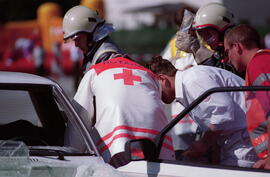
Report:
194,45,214,64
175,31,200,54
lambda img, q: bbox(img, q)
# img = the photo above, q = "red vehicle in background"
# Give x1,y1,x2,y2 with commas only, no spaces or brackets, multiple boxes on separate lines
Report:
0,2,84,77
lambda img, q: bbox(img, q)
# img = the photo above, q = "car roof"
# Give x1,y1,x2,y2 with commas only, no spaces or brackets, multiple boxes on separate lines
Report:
0,71,58,86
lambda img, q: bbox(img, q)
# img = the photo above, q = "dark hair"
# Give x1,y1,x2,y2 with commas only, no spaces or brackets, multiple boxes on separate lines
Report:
146,56,177,77
224,24,261,49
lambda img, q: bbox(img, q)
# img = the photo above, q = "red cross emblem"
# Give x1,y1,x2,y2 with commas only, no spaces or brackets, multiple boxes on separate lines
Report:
114,69,142,85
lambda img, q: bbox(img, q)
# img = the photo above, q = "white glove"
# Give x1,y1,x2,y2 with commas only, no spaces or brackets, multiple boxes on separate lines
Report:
175,31,200,53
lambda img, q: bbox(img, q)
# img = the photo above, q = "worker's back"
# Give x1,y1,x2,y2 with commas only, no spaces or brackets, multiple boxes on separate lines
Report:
74,57,175,167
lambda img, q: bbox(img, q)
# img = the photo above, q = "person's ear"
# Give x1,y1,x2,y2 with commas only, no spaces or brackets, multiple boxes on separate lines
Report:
158,74,171,88
157,74,166,84
235,42,243,55
164,77,171,88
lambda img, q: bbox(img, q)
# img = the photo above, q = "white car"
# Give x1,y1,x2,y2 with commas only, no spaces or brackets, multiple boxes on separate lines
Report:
0,71,269,177
0,71,123,177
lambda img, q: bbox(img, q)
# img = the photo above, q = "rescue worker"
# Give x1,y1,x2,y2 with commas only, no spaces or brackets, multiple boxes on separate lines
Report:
175,2,244,78
147,56,258,167
66,57,175,168
163,3,240,159
62,5,126,84
224,24,270,169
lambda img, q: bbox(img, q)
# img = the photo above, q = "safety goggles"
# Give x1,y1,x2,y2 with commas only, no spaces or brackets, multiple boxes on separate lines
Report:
64,34,82,43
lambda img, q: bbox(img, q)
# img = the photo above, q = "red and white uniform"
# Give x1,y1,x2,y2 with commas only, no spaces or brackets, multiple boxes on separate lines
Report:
73,57,175,165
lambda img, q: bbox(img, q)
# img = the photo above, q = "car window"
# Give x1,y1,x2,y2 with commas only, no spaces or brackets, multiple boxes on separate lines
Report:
0,90,40,126
0,86,67,147
0,84,97,157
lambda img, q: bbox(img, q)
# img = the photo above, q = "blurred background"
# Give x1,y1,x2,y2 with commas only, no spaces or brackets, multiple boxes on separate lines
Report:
0,0,270,97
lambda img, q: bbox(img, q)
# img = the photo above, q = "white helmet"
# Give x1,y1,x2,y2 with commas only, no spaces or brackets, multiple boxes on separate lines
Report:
62,5,104,40
192,3,234,32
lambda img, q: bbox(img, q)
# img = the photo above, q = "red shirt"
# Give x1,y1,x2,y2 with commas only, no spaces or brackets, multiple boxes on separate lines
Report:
246,49,270,86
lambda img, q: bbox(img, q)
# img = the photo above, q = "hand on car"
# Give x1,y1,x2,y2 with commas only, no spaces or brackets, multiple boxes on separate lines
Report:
182,140,209,159
253,158,270,169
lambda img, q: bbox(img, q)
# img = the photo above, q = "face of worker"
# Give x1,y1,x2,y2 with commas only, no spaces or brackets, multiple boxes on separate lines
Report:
197,28,220,50
158,75,175,104
72,33,89,54
224,39,245,72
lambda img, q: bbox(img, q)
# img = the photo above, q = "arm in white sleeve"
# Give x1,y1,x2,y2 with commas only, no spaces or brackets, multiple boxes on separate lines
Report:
183,70,234,132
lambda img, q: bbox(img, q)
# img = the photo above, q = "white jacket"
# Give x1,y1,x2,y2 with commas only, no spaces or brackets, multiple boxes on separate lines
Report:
72,57,175,164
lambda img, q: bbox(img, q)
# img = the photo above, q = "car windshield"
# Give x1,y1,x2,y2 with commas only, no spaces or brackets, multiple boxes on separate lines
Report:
0,84,93,156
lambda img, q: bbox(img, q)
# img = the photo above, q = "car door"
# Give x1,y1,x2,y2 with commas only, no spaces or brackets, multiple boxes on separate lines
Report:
118,86,270,177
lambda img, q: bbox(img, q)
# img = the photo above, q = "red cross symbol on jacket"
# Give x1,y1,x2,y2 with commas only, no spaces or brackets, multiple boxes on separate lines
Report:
114,68,142,85
114,69,142,85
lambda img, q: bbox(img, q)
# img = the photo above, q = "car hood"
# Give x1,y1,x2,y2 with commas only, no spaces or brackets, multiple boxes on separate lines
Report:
1,156,125,177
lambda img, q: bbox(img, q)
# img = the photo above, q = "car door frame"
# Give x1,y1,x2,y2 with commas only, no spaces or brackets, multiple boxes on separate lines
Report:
120,86,270,177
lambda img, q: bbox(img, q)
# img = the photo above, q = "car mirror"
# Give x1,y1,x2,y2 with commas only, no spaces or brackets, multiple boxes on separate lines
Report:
124,138,158,161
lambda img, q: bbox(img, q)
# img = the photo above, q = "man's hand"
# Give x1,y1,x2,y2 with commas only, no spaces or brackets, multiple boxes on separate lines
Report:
182,140,209,159
182,130,220,161
175,31,200,53
253,158,270,169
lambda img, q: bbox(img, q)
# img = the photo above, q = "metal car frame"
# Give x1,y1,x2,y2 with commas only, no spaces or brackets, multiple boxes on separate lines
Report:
119,86,270,177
